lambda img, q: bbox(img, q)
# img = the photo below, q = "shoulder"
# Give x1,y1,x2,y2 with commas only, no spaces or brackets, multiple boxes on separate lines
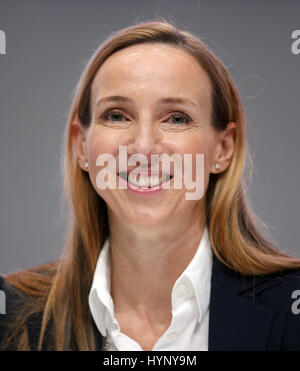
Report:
0,263,57,351
244,268,300,350
0,275,26,349
212,256,300,350
212,253,300,299
264,268,300,350
0,274,25,319
251,267,300,306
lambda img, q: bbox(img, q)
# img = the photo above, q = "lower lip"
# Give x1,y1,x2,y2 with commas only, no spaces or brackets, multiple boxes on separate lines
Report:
118,175,172,195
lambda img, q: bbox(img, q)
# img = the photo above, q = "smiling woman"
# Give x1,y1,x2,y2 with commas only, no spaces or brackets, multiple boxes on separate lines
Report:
1,19,300,351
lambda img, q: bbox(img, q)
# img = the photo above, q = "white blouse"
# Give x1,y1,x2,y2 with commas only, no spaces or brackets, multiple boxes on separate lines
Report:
88,226,213,351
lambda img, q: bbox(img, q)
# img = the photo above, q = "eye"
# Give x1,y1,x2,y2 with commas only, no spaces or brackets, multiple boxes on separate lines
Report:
100,109,129,123
167,112,192,125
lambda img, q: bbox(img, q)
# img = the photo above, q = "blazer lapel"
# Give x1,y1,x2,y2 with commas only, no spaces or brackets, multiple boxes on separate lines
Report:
208,255,287,351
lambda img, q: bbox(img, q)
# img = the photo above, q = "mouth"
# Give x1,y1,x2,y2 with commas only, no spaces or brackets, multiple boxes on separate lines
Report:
117,171,173,188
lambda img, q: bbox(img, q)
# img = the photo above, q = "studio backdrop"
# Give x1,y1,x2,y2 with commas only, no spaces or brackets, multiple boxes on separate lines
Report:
0,0,299,274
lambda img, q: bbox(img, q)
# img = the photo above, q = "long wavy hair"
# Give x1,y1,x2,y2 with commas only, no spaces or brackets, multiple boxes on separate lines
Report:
2,18,300,351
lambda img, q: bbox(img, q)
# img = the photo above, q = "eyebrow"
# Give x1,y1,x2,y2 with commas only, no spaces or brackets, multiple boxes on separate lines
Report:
95,95,199,109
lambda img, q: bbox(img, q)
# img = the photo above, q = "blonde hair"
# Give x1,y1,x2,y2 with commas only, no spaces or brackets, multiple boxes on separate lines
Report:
3,18,300,351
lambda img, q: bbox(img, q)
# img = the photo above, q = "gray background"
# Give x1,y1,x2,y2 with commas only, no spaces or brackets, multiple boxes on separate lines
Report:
0,0,299,275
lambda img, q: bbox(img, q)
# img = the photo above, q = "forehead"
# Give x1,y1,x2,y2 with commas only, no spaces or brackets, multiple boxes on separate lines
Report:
90,43,212,109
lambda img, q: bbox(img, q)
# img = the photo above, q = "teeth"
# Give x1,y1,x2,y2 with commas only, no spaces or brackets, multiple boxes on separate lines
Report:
128,174,160,187
125,173,171,188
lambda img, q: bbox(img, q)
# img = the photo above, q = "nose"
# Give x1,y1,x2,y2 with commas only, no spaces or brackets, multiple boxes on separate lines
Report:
127,117,163,159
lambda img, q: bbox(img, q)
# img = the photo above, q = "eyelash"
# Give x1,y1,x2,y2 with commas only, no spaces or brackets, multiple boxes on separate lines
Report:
99,109,192,125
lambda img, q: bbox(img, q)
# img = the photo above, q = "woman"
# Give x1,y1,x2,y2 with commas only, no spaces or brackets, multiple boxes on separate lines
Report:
1,19,300,351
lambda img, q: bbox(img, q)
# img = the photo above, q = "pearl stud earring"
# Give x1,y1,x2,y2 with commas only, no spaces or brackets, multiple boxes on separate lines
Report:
215,162,221,169
84,161,89,169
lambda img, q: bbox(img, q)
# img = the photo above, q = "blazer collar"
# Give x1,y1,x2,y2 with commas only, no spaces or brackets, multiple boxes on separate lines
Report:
208,254,287,351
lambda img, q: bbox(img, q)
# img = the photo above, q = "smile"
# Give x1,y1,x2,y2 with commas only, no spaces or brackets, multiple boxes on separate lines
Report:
119,172,172,188
117,171,173,194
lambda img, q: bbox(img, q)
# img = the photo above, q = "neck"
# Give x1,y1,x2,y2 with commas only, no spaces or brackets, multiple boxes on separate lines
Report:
108,206,206,323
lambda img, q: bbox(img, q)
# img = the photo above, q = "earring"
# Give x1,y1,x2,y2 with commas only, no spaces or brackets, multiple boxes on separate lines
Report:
84,161,89,169
215,162,221,169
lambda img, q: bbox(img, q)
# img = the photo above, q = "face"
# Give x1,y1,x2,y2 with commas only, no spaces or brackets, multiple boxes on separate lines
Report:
73,43,236,229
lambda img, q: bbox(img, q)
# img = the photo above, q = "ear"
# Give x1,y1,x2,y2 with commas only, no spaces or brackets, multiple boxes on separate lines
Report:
71,114,89,172
210,121,237,174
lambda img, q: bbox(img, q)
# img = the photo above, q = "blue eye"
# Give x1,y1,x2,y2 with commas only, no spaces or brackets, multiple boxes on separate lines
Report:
103,110,125,122
99,110,192,127
169,113,191,125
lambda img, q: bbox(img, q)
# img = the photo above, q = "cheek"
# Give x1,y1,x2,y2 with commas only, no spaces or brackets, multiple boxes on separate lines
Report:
86,127,119,164
85,128,120,194
173,137,209,165
173,137,212,190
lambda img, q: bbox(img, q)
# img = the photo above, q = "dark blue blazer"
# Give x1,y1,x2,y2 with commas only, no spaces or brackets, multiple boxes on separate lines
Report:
1,254,300,351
